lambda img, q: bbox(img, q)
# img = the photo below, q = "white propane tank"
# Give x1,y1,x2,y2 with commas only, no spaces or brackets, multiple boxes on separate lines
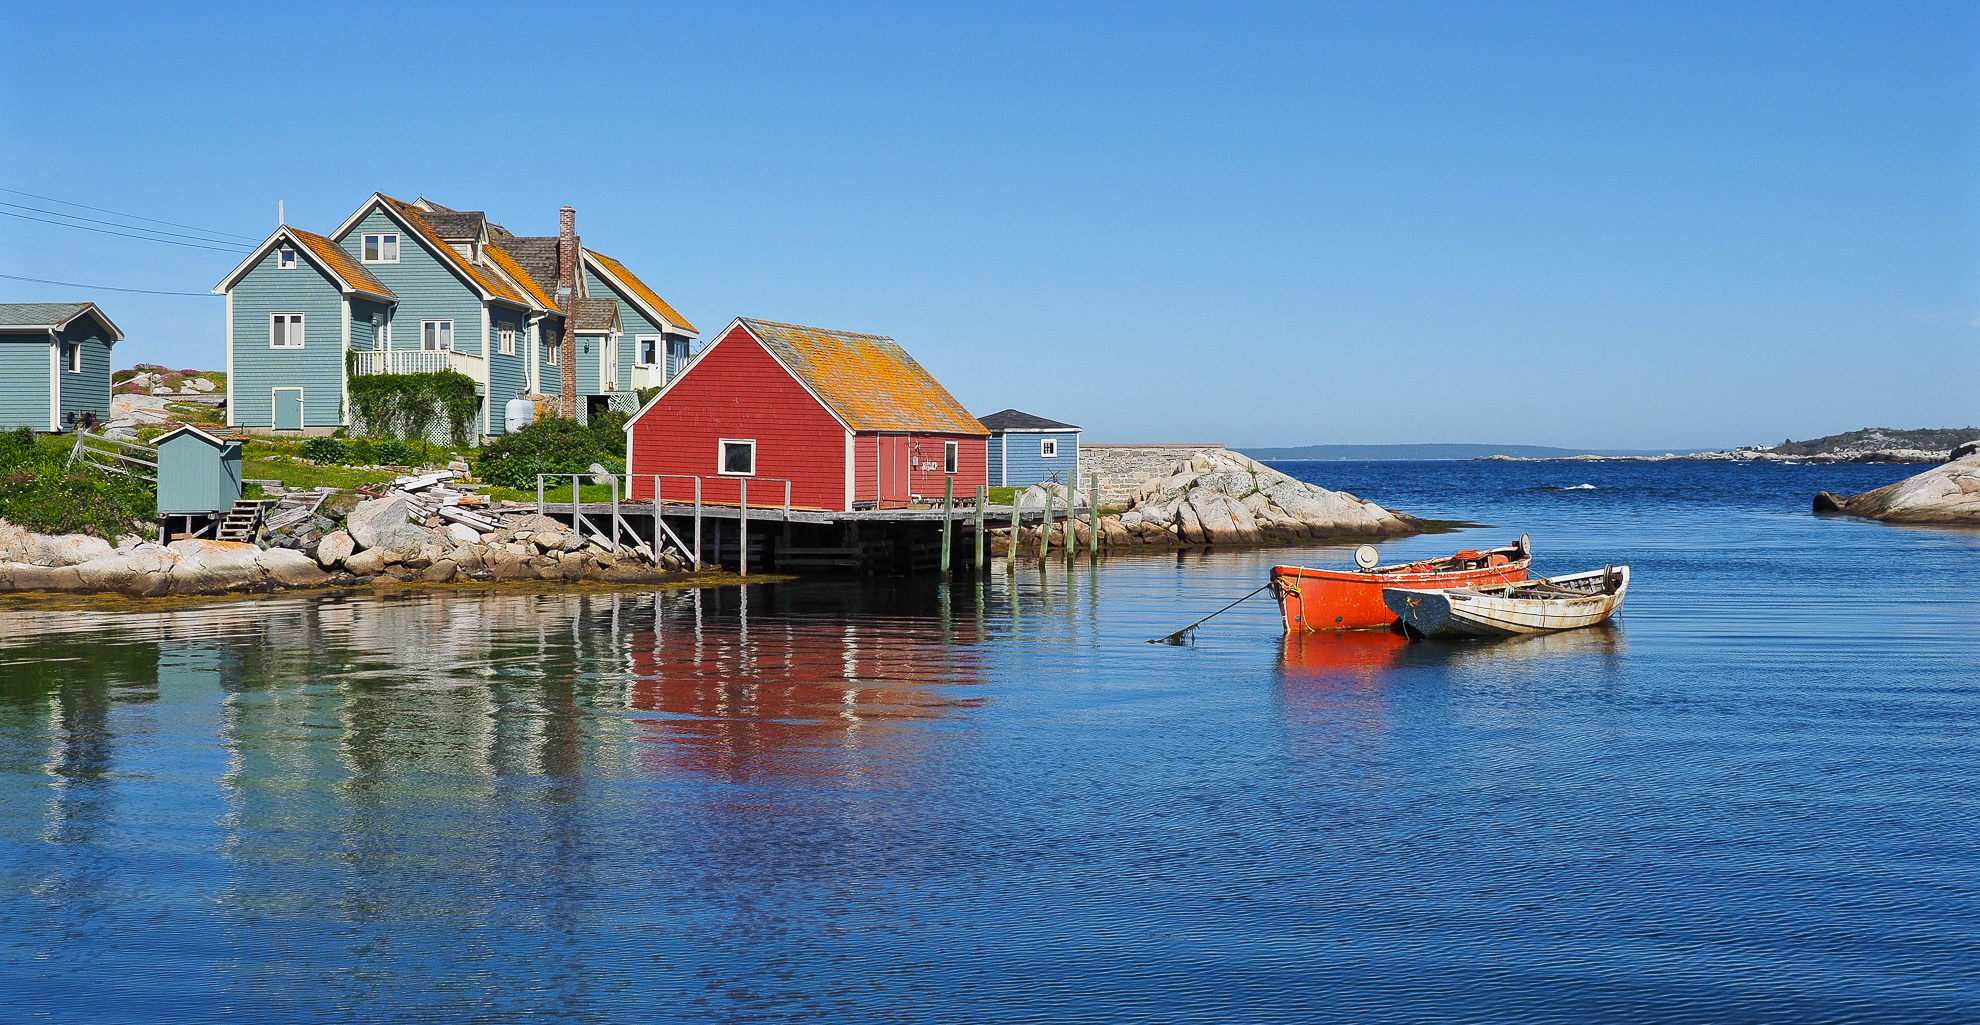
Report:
504,397,537,433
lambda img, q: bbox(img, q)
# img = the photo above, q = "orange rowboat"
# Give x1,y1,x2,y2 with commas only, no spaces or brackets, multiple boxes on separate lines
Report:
1270,536,1532,632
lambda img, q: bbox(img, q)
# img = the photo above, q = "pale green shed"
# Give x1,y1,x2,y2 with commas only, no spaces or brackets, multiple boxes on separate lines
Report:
155,425,244,516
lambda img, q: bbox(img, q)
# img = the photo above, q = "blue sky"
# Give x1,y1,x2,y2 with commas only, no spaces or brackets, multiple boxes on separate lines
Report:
2,1,1973,448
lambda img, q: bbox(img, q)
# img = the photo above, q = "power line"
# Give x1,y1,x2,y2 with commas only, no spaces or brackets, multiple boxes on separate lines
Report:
0,186,261,242
0,272,218,296
0,201,255,249
0,208,253,253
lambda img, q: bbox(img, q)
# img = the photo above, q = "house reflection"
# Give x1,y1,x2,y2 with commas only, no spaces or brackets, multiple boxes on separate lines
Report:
625,585,988,783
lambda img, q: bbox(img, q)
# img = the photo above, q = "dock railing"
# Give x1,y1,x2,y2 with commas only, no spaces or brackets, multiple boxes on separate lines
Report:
536,473,797,573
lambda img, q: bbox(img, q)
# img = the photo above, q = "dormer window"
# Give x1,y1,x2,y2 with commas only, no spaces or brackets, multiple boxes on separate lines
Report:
277,249,297,270
362,233,400,263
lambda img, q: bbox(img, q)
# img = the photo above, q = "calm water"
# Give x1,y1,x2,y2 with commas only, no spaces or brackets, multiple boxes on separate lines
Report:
3,461,1975,1023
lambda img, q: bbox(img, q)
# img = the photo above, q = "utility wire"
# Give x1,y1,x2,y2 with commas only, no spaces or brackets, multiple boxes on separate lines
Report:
0,272,217,296
0,201,255,249
0,208,253,253
0,186,260,242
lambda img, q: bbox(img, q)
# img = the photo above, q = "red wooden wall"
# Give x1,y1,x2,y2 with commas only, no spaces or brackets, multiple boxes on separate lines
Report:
627,325,848,509
850,432,989,507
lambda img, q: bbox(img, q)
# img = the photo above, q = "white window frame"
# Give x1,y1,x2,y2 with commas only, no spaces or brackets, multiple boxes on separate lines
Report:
421,320,454,352
718,438,757,477
635,334,661,366
270,312,305,349
546,340,561,367
498,326,516,356
65,341,82,373
1040,438,1058,458
944,440,958,474
277,248,297,270
361,233,400,263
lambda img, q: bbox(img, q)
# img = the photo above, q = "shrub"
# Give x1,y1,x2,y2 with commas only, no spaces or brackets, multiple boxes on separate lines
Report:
301,436,349,464
346,370,480,446
476,416,624,489
0,428,156,538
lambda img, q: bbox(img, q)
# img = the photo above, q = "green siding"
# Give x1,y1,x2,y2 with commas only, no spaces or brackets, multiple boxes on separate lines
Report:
337,210,485,356
486,306,528,434
0,335,52,430
539,317,567,397
350,297,391,351
573,333,604,395
583,266,695,382
55,319,114,429
230,248,345,428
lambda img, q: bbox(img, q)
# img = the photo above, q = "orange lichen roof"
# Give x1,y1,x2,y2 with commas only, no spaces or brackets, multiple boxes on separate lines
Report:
289,228,394,299
742,319,987,435
376,195,533,307
484,240,559,311
588,250,696,334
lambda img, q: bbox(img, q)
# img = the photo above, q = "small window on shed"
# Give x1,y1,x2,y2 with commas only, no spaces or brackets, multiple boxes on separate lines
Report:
65,342,82,373
278,249,297,270
720,439,756,476
1040,438,1058,458
944,441,959,474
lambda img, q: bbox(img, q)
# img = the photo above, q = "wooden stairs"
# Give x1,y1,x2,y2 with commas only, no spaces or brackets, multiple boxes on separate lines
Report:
216,499,275,543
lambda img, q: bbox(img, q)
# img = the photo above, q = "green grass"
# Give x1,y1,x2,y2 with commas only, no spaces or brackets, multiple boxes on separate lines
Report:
987,486,1020,506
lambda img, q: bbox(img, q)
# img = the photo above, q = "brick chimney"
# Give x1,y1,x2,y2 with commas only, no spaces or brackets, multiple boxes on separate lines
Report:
557,206,579,418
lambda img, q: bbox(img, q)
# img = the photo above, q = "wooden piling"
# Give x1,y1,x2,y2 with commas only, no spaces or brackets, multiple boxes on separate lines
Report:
974,485,986,572
1089,472,1101,557
940,475,954,575
1040,483,1054,560
739,478,748,577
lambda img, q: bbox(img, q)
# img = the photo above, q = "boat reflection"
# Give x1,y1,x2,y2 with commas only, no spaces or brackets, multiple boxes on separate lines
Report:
1276,628,1412,686
1277,619,1628,684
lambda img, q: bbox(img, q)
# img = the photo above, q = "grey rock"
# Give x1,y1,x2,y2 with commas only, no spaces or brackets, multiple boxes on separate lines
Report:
346,496,410,550
315,530,356,568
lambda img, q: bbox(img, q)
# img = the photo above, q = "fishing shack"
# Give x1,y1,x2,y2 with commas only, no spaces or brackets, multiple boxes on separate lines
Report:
980,409,1081,488
155,425,246,539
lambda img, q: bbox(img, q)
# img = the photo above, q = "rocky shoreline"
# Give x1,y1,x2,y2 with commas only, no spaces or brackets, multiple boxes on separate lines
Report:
1813,452,1980,526
998,447,1420,549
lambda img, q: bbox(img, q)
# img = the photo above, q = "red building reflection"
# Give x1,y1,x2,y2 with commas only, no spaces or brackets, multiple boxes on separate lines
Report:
625,609,987,782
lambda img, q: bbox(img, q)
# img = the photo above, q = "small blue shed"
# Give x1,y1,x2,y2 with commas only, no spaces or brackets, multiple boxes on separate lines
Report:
0,302,123,432
155,425,245,517
980,409,1081,488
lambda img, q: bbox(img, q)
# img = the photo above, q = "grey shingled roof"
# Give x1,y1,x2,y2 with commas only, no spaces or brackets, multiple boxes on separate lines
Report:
503,237,564,308
0,303,91,329
978,408,1080,432
420,210,486,241
573,297,617,331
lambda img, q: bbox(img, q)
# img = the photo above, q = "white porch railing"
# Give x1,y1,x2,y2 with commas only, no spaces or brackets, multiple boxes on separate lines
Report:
352,349,486,377
628,362,666,392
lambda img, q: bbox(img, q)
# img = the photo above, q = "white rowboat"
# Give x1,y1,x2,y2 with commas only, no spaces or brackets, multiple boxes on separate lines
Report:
1383,566,1630,638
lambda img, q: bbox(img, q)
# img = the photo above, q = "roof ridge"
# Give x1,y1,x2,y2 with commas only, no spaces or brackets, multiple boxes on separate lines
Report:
744,317,891,341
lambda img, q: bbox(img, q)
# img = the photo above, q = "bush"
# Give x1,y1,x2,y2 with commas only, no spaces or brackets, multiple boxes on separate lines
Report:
346,370,480,446
0,428,156,538
337,437,419,467
476,416,625,489
301,436,349,464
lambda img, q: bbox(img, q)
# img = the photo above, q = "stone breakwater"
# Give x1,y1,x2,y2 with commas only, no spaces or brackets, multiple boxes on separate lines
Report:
1814,453,1980,525
1005,447,1420,548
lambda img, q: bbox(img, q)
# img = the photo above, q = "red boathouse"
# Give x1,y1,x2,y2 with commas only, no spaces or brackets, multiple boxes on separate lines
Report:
623,318,988,510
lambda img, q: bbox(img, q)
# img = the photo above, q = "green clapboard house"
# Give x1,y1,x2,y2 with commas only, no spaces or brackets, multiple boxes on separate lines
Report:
0,302,123,433
213,194,698,438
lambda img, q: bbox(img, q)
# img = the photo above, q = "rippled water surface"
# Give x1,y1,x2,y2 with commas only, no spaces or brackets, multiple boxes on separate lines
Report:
3,461,1975,1022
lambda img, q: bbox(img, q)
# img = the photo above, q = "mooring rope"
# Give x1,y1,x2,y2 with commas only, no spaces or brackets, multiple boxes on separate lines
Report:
1149,583,1274,645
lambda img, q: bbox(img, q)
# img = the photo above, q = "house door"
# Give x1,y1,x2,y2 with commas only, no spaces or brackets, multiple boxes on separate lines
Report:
273,388,304,431
877,434,912,507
